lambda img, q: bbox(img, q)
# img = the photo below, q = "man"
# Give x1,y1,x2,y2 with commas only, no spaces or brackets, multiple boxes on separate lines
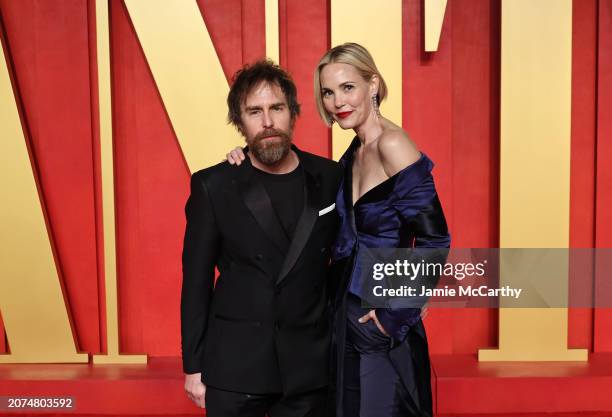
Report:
181,60,342,417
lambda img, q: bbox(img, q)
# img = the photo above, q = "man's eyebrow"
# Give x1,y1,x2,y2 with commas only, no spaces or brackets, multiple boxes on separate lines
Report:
244,102,286,111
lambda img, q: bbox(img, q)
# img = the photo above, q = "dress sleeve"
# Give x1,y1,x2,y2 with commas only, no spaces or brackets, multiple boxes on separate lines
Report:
393,175,451,248
377,168,451,342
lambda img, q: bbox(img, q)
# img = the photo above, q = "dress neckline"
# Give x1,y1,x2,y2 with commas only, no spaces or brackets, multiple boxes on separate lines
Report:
351,153,427,207
353,170,400,207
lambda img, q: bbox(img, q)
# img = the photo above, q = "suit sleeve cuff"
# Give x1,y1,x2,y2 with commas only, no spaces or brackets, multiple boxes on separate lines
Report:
376,308,421,343
182,358,203,375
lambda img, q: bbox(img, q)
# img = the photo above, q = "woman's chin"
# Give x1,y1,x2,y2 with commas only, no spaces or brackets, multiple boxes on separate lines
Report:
335,119,355,130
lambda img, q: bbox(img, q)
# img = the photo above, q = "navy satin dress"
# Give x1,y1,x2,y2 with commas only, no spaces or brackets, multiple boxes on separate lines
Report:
330,137,450,417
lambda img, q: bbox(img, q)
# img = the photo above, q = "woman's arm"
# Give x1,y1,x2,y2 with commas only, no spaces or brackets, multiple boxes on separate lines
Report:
373,131,451,341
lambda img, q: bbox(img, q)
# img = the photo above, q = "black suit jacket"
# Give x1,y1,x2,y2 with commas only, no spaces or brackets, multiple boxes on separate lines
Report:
181,145,342,395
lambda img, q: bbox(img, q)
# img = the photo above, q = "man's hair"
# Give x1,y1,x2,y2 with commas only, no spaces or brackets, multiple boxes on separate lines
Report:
227,59,300,130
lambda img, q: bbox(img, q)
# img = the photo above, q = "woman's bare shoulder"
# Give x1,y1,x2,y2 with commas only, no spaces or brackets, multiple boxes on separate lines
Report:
377,128,420,176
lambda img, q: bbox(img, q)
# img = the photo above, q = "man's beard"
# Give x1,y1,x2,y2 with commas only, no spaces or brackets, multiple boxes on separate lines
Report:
248,128,292,165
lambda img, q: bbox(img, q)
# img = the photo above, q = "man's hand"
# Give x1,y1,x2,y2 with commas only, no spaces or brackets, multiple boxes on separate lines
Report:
358,309,389,337
184,372,206,408
226,147,245,165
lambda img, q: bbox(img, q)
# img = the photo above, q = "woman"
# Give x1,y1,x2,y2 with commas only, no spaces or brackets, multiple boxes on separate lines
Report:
228,43,450,417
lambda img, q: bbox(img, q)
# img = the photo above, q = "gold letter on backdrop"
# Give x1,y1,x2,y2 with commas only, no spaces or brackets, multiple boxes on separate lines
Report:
478,0,587,361
94,0,244,363
265,0,279,64
424,0,448,52
124,0,241,174
330,0,402,160
0,32,87,363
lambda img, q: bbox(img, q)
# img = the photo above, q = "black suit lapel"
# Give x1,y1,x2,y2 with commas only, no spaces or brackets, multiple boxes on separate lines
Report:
276,168,320,285
237,160,290,254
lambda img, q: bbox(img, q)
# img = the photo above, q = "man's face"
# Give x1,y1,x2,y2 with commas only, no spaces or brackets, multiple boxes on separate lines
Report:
239,81,293,165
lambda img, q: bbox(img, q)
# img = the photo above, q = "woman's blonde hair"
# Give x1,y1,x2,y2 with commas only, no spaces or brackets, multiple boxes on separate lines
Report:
314,42,388,126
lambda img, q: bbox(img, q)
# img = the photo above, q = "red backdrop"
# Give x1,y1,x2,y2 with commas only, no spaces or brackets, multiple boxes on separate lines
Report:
0,0,610,358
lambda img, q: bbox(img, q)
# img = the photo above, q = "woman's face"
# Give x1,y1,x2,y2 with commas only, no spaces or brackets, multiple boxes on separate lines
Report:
319,62,376,130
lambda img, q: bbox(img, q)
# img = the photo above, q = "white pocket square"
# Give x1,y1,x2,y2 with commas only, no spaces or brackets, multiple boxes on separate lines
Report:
318,203,336,216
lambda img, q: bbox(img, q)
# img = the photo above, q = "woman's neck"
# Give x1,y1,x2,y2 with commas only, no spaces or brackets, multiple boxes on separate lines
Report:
355,113,384,146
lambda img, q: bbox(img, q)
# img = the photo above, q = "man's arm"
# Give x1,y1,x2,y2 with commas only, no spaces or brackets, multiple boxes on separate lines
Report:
181,173,220,407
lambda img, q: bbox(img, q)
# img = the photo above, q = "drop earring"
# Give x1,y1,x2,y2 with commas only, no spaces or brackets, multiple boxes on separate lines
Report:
372,94,380,116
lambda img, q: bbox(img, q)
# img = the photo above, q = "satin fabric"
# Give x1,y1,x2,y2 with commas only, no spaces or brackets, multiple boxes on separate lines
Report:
330,136,451,417
343,293,408,417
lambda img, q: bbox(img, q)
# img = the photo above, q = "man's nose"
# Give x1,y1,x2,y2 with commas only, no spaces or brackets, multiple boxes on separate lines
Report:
262,110,274,128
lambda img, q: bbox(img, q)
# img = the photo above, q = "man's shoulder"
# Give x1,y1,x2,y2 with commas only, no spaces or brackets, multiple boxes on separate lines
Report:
298,150,341,174
191,161,237,190
299,151,343,189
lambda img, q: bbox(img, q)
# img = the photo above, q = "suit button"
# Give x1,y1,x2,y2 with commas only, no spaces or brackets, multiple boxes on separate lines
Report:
255,254,263,261
320,247,326,253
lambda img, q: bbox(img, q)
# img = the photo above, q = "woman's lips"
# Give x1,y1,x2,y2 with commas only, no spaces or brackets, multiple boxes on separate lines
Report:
336,111,353,119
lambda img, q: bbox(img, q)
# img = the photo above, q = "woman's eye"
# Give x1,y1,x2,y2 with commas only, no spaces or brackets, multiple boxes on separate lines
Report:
344,84,353,91
322,90,332,97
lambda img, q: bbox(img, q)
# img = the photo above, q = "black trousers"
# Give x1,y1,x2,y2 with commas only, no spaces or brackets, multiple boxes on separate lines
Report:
205,386,328,417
